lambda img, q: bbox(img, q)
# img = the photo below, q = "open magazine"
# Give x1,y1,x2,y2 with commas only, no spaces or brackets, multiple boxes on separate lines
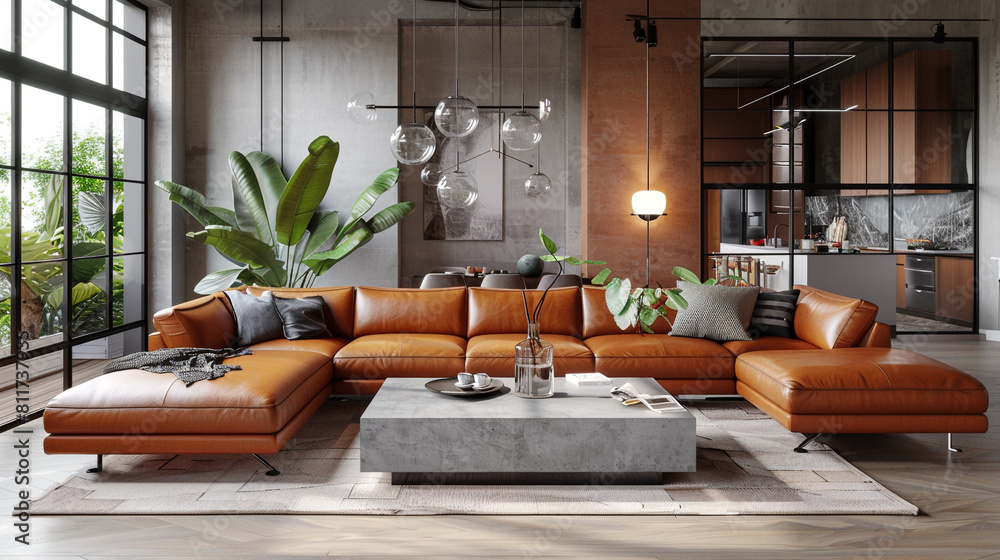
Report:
610,383,684,414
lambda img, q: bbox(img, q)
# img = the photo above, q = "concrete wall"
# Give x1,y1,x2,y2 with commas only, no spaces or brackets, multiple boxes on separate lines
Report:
176,1,579,296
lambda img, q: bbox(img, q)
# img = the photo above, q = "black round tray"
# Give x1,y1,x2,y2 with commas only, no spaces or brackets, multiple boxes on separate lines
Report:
425,378,504,397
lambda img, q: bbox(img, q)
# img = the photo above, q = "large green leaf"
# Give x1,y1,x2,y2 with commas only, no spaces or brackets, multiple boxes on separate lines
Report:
276,136,340,245
349,167,398,220
230,151,273,243
591,267,612,286
539,229,558,255
78,191,106,234
246,150,287,234
42,175,64,238
303,210,340,258
367,201,415,234
638,306,659,329
303,223,374,277
672,266,701,284
187,226,286,285
156,180,237,228
613,299,639,331
604,277,631,315
194,267,246,295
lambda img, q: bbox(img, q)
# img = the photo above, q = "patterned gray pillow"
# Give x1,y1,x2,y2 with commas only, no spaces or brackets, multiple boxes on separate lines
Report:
224,290,284,346
669,281,760,341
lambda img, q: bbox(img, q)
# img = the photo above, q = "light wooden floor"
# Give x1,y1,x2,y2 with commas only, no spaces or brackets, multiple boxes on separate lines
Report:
1,335,998,559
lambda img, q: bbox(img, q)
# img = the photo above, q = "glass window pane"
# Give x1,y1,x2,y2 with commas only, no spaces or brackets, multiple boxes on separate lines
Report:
21,261,64,346
21,172,65,259
72,13,107,84
892,189,973,252
74,0,106,20
112,32,146,97
0,0,11,51
21,0,65,70
113,0,144,41
892,42,975,111
892,111,974,184
0,354,66,423
71,256,107,336
0,266,9,351
115,181,140,253
112,111,142,180
0,77,11,166
113,254,141,326
72,177,108,248
21,85,65,171
73,99,107,176
0,167,9,238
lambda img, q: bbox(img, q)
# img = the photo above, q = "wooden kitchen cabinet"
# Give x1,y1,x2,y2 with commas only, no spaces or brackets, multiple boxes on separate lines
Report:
896,255,905,309
935,257,974,324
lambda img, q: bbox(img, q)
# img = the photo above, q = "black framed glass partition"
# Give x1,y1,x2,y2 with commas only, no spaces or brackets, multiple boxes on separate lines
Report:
0,0,148,431
701,38,977,334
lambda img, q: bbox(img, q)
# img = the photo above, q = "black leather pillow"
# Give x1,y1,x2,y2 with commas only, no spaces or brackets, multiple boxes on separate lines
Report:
271,295,333,340
224,290,284,346
748,289,800,339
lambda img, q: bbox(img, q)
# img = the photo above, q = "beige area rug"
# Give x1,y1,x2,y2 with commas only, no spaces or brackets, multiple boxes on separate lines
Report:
31,400,917,516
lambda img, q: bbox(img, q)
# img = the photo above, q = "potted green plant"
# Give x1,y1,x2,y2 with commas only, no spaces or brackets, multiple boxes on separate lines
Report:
156,135,415,294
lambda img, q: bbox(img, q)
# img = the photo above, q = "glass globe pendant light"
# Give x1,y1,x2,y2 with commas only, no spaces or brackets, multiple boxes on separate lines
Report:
524,172,551,198
437,165,479,209
502,1,542,151
390,1,436,165
435,1,480,139
522,5,549,198
347,91,378,124
420,163,444,186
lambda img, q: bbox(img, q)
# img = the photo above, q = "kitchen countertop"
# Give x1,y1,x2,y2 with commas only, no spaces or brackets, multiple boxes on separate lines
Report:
715,243,972,257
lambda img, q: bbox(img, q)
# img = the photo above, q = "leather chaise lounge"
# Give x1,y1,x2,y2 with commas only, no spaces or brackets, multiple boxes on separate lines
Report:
42,284,989,473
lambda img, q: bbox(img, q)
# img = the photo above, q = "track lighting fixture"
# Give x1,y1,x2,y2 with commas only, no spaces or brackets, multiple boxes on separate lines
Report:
633,19,645,43
646,20,657,47
932,21,947,43
570,6,581,29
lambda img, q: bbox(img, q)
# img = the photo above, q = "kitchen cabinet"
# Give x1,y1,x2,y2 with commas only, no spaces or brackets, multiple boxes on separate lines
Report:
896,255,905,309
935,257,974,323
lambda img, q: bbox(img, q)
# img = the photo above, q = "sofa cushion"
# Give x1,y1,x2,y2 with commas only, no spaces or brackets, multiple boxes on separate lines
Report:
466,334,594,376
582,286,672,338
735,348,989,415
334,333,467,378
152,292,238,349
225,290,285,346
271,295,333,340
723,337,818,357
793,285,877,349
248,337,348,359
468,287,582,338
247,285,355,339
585,334,735,381
748,289,799,339
354,287,467,337
670,281,759,341
43,350,333,436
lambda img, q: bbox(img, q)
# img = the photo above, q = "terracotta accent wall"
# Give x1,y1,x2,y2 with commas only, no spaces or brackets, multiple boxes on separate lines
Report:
581,0,701,286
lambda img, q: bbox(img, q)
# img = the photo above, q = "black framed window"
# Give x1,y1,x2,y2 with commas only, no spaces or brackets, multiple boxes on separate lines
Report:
0,0,147,431
701,38,977,334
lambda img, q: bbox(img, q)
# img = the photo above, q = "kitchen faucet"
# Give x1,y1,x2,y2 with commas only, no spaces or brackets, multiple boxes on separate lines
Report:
771,222,790,247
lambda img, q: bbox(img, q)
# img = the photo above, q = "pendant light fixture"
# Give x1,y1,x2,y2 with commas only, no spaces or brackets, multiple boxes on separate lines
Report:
389,0,436,165
437,152,479,208
502,0,542,151
347,91,378,124
524,7,550,198
630,1,667,288
434,1,480,138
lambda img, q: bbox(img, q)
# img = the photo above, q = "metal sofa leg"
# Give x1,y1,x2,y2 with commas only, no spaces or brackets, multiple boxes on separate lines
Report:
252,454,281,476
86,454,103,473
794,433,821,453
948,433,964,453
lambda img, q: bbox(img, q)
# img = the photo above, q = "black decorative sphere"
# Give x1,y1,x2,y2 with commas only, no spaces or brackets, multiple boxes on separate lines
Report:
517,254,544,278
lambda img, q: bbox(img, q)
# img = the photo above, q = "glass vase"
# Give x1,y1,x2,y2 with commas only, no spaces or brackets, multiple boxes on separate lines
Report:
514,323,554,398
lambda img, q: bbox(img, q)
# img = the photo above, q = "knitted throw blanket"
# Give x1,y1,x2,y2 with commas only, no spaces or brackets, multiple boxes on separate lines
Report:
104,347,252,386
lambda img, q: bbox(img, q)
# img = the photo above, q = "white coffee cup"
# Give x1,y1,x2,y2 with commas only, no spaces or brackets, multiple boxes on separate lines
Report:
473,372,491,388
456,372,474,388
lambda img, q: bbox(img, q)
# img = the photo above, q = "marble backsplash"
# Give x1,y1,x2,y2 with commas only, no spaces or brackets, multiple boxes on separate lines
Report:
805,191,973,251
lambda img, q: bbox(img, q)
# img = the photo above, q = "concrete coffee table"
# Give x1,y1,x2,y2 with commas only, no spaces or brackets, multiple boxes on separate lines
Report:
360,377,696,484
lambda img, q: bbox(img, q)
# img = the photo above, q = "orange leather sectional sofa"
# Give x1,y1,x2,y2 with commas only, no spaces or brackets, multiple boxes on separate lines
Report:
43,284,989,467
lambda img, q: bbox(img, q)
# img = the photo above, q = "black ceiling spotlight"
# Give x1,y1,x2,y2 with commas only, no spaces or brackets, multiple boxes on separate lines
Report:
570,6,581,29
646,20,657,47
932,21,947,43
633,19,646,42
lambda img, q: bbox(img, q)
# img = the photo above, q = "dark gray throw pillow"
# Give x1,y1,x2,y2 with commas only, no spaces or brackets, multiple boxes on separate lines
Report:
748,289,800,339
224,290,284,346
669,281,760,341
271,295,333,340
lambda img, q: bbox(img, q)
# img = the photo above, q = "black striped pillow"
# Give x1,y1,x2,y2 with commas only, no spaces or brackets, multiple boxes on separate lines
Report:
748,289,800,339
